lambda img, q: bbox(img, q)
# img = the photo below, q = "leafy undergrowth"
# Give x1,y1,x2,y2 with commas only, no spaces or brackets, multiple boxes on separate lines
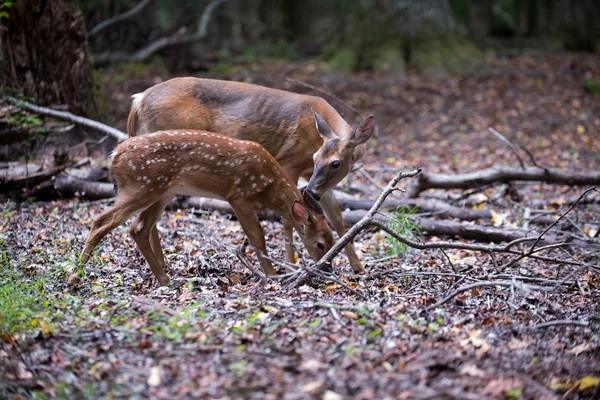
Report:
2,52,600,399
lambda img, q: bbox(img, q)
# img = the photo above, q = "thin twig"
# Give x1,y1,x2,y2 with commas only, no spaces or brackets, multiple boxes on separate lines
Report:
88,0,154,37
357,167,385,191
528,187,597,253
426,280,554,311
488,127,526,169
316,169,422,270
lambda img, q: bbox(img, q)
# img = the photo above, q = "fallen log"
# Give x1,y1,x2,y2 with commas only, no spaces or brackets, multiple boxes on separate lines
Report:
407,165,600,198
342,210,598,248
29,172,115,200
337,198,490,221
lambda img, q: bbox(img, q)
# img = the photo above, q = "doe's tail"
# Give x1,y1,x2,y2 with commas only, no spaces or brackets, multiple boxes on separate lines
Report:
126,93,144,137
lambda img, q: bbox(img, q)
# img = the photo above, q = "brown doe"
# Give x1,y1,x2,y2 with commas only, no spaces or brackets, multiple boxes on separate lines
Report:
127,77,374,273
80,130,335,285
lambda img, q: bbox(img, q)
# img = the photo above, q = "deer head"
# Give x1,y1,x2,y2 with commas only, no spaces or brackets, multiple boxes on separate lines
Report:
290,198,334,262
306,110,374,201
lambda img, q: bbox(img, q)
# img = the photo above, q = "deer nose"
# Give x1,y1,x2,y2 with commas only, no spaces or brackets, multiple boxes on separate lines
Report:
307,189,321,201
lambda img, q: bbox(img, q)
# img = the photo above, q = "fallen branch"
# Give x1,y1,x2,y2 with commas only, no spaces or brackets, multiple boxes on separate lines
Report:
87,0,153,37
531,319,589,329
316,169,423,269
4,96,127,142
425,280,554,311
406,165,600,198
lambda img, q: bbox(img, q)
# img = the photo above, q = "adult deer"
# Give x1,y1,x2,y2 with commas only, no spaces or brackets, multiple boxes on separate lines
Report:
127,77,374,273
80,130,334,286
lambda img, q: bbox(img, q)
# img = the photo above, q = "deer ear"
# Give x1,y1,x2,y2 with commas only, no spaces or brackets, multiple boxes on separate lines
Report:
292,201,310,225
348,115,374,146
311,108,336,139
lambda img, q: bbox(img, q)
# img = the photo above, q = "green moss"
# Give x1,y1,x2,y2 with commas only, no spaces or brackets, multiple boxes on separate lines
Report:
411,37,482,78
373,41,406,76
327,46,358,72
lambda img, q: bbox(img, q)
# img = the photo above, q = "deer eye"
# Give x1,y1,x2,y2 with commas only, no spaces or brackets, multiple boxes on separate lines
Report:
316,242,326,251
330,160,341,169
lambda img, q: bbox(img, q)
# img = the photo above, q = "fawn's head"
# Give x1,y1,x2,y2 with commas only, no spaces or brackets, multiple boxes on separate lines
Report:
289,193,334,261
306,110,374,200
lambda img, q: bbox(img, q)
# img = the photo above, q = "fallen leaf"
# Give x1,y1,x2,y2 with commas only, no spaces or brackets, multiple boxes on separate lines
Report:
323,390,343,400
507,336,531,350
341,311,359,320
302,380,324,393
147,365,162,387
575,375,600,391
173,210,185,218
460,363,485,377
567,342,591,355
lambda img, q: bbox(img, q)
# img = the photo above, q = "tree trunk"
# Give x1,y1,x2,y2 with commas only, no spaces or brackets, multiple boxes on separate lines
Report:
0,0,99,120
0,0,110,161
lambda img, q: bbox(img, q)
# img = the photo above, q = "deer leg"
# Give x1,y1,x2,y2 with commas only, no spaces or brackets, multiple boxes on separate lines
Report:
149,225,165,268
319,190,365,274
282,172,301,264
129,194,173,286
283,221,296,264
81,197,140,264
230,202,276,276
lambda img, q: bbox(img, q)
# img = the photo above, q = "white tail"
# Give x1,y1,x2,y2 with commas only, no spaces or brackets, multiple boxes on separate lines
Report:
126,77,374,273
81,130,334,286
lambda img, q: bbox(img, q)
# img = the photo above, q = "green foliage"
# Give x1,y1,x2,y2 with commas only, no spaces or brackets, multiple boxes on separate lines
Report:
505,387,523,400
145,304,207,341
385,206,421,257
583,80,600,94
0,1,12,19
0,246,53,335
411,38,482,78
327,47,357,72
372,41,406,76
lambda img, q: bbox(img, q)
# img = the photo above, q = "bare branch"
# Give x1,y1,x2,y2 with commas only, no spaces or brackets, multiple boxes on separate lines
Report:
87,0,154,38
316,169,423,270
426,280,553,311
92,0,227,64
488,127,526,169
528,186,597,253
532,319,589,329
4,96,127,142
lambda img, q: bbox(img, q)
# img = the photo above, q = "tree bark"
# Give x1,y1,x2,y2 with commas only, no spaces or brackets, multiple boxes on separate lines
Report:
0,0,99,120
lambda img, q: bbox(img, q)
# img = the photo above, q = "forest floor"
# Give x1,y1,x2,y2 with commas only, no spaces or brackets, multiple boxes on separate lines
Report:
2,52,600,399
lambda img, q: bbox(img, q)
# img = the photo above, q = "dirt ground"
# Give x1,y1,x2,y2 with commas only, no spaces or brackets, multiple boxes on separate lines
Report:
1,52,600,399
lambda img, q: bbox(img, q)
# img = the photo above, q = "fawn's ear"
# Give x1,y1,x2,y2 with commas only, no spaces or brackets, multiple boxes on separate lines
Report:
292,201,310,225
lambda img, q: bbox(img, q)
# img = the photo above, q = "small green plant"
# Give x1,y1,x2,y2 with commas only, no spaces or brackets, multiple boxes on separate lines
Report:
0,254,54,335
385,206,421,256
584,79,600,94
228,360,248,377
0,1,12,19
505,387,523,400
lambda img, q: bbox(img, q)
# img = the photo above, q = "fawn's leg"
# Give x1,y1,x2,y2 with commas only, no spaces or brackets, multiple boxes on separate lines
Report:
81,197,140,264
231,202,276,275
319,190,365,273
129,194,173,286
